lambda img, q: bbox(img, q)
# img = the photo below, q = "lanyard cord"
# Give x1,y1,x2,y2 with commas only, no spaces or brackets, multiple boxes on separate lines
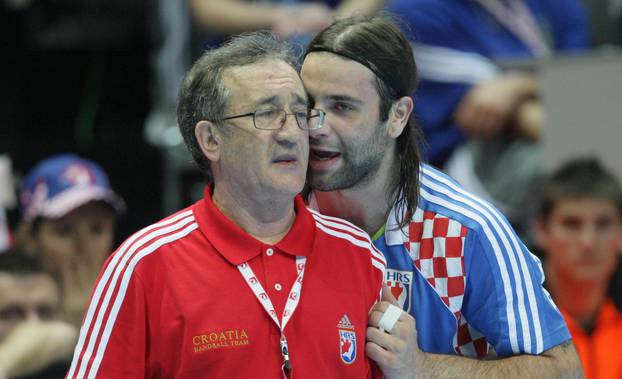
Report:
238,256,306,377
474,0,550,57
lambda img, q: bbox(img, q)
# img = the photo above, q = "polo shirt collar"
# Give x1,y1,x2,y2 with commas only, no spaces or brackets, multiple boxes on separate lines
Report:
195,186,315,266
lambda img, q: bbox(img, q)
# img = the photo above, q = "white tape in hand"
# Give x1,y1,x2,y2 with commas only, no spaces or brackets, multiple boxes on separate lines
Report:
377,303,403,333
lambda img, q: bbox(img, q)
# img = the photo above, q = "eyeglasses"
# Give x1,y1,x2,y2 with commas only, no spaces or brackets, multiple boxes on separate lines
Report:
220,109,325,130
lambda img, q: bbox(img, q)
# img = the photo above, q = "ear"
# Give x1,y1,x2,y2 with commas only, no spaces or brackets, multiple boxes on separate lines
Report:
533,216,550,251
195,120,221,164
386,96,413,139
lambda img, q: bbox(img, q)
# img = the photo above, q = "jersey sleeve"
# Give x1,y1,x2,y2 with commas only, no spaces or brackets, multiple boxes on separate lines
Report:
66,254,148,378
542,0,590,50
461,227,571,357
388,0,489,164
371,243,386,304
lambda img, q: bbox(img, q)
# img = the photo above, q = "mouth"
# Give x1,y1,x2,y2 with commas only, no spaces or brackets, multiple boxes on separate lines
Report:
309,148,341,171
273,154,298,166
310,149,341,161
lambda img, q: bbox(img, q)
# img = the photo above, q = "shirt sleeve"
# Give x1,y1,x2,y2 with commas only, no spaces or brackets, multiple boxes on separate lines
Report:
542,0,590,50
461,226,571,357
66,255,148,378
387,0,485,165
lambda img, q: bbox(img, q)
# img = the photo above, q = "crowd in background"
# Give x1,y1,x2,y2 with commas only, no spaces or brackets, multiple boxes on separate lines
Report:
0,0,621,378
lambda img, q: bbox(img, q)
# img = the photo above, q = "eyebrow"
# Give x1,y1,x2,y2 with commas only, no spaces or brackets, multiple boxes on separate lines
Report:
254,94,309,108
323,94,364,106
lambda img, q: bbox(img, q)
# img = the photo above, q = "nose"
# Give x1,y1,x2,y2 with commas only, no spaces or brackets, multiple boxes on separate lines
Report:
74,228,92,257
578,225,597,253
25,308,42,323
275,112,305,145
309,116,330,141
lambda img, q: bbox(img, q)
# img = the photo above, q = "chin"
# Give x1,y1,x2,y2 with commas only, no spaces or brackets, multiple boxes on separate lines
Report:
271,180,306,197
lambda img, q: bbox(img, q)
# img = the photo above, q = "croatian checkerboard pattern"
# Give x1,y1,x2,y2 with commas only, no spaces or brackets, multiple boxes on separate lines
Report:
404,208,490,359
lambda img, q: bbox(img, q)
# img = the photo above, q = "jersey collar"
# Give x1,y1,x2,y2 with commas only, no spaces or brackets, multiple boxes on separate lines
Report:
195,186,315,266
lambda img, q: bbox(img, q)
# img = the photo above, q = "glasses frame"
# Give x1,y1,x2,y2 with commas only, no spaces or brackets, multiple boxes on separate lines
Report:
219,108,325,130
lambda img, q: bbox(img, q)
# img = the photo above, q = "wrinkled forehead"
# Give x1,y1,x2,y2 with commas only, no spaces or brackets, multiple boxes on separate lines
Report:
222,59,307,109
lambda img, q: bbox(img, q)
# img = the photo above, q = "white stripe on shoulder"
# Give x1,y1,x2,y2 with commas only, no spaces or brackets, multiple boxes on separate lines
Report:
87,221,199,379
412,43,500,84
67,209,196,379
419,186,521,353
421,165,542,354
309,209,386,266
315,221,386,273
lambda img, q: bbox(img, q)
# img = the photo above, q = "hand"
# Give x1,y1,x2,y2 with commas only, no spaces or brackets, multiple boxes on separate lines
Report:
59,248,106,327
512,99,543,141
455,74,534,140
272,3,333,39
0,321,78,378
366,285,425,379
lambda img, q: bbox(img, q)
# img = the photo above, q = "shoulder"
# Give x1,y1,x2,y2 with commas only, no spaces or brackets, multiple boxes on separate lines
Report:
418,164,514,239
386,164,520,252
307,207,386,272
109,206,200,271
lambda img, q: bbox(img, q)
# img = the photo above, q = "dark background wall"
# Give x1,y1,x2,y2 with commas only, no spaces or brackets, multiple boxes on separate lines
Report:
0,1,163,243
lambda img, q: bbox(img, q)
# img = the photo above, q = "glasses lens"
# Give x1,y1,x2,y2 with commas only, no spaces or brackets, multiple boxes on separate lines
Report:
304,109,324,130
254,109,281,129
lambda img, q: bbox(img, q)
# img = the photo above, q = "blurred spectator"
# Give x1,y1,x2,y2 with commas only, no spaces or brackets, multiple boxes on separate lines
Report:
0,249,77,379
15,154,125,328
388,0,590,230
582,0,622,45
534,157,622,379
0,155,16,253
189,0,387,43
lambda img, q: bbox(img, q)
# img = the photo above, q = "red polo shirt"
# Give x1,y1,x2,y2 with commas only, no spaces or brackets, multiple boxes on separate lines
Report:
67,188,386,378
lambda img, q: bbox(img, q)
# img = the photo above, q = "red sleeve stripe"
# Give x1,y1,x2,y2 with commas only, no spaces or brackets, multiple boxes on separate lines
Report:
67,209,197,379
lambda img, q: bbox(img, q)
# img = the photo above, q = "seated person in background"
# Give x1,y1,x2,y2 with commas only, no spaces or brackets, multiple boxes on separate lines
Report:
534,157,622,379
387,0,590,230
15,154,125,327
188,0,387,44
0,249,77,379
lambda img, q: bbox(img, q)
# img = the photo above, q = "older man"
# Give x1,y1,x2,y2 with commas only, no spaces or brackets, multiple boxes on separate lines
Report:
67,32,385,378
301,15,583,378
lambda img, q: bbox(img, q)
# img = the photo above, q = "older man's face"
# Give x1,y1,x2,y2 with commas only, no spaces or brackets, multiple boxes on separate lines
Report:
214,59,310,197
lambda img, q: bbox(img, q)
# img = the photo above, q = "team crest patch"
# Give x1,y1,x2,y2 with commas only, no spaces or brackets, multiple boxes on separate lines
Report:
338,315,356,365
385,269,413,312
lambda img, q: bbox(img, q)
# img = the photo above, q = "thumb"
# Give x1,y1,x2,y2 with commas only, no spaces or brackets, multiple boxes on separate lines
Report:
381,283,398,305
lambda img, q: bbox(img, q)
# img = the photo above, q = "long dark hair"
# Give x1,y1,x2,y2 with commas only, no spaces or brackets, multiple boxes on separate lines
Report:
305,14,422,228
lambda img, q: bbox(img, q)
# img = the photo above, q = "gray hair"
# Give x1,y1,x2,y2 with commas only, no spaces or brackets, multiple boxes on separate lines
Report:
177,31,299,178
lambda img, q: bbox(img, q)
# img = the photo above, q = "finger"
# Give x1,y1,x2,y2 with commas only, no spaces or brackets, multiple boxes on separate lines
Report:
381,283,398,304
366,326,406,353
365,341,396,367
369,300,405,315
368,305,404,329
377,303,403,333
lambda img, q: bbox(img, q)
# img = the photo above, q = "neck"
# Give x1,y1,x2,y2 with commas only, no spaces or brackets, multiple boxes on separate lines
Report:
314,153,398,236
212,182,296,245
546,265,608,329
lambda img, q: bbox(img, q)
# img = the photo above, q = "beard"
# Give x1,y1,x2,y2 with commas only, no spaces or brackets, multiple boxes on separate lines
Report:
309,122,390,192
